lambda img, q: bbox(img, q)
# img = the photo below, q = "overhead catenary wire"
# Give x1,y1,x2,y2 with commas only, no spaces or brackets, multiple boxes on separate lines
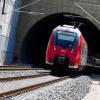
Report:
14,0,41,11
0,0,44,32
14,0,45,15
73,2,100,25
0,0,44,36
2,0,44,15
63,14,92,19
15,10,45,15
0,0,44,39
76,2,100,7
1,1,100,26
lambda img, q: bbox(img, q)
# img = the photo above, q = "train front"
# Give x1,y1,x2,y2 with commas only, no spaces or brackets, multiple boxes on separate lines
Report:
46,25,81,69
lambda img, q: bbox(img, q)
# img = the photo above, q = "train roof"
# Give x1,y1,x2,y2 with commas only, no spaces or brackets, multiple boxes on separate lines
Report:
53,25,81,36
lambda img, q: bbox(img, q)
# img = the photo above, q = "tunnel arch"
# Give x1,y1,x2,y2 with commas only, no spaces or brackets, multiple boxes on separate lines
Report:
20,12,100,65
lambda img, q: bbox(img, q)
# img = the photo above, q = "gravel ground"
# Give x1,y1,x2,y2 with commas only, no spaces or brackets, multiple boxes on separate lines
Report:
0,76,59,93
0,70,50,78
0,70,37,78
9,76,92,100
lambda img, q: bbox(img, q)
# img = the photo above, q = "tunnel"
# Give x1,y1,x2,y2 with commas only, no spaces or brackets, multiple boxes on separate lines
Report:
20,13,100,65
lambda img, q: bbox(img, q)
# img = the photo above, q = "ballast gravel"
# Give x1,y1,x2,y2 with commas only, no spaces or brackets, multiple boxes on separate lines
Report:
0,70,38,78
0,70,50,78
9,76,92,100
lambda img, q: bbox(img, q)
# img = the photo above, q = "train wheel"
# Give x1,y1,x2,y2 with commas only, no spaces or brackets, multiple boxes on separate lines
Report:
51,68,58,75
68,68,79,74
51,64,59,75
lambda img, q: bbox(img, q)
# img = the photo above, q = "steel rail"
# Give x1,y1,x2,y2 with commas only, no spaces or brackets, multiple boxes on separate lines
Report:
0,66,46,70
0,76,69,99
0,74,49,83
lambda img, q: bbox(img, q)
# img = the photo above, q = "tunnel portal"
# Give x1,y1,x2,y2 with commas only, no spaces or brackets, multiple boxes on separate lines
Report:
20,13,100,65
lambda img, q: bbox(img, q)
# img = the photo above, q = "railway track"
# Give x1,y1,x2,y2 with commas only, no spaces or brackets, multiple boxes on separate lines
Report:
0,75,69,99
0,65,51,79
0,65,94,100
0,66,40,70
0,69,50,77
0,74,49,82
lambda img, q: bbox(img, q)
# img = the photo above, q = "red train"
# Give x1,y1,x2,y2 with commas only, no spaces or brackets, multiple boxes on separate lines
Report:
46,25,88,73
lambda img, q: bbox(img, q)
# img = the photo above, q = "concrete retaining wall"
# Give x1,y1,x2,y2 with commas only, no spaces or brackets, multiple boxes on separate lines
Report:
0,0,21,65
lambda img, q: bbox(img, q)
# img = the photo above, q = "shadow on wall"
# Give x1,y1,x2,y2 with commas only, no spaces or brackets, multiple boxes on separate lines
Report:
20,12,100,65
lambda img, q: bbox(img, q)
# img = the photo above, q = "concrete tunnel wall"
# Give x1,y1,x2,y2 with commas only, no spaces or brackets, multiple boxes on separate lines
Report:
15,0,100,65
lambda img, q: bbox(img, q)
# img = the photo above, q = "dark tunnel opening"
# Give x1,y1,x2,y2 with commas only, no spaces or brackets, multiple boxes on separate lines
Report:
21,13,100,65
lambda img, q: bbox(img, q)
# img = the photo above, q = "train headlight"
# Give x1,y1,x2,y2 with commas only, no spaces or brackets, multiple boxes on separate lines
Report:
71,49,74,53
53,46,56,51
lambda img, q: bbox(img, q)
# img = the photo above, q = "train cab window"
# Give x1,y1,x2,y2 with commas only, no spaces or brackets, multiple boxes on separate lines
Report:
56,31,76,49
